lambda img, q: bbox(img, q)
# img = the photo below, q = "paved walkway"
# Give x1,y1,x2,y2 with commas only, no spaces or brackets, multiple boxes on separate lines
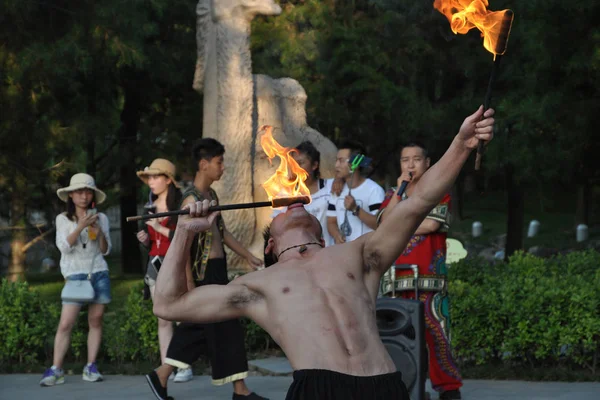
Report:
1,374,599,399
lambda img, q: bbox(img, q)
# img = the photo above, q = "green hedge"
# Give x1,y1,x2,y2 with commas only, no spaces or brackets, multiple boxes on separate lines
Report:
0,280,56,365
1,250,599,376
0,280,275,369
449,250,600,374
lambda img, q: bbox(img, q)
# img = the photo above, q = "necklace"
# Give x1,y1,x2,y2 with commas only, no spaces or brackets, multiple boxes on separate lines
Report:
154,222,162,249
81,229,89,249
277,242,323,259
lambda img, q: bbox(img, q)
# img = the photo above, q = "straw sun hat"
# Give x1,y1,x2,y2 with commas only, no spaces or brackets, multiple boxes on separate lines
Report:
136,158,180,188
56,173,107,204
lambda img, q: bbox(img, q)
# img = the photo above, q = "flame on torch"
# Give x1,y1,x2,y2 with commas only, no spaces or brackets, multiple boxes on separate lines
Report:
434,0,514,59
259,125,311,204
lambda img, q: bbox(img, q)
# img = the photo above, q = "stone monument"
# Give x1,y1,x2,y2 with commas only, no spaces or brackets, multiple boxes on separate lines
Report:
193,0,338,270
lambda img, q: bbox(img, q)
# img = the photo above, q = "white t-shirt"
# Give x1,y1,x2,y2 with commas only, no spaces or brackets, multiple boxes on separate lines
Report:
327,178,385,242
55,212,112,277
271,179,335,247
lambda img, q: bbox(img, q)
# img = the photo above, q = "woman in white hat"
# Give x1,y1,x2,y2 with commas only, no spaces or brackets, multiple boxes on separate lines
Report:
136,159,183,374
40,173,112,387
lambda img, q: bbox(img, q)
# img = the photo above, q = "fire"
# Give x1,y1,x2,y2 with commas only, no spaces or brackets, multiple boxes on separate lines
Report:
259,125,311,203
434,0,513,58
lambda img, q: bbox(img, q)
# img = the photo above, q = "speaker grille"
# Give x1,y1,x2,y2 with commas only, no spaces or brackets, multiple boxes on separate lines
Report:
381,338,417,390
376,308,413,338
402,325,416,341
376,298,427,400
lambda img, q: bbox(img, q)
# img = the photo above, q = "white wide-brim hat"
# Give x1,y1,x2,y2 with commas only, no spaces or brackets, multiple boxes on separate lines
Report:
56,173,106,204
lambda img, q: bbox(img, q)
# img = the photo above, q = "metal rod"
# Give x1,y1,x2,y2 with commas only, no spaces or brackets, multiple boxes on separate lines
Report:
475,55,503,171
126,196,310,222
474,9,514,170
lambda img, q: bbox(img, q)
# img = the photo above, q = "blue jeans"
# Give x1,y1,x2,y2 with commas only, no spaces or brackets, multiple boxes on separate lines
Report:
63,270,112,306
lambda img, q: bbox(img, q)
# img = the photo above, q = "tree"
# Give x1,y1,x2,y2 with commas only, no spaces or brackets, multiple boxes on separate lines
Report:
483,0,600,253
0,1,77,280
252,0,600,256
1,0,199,278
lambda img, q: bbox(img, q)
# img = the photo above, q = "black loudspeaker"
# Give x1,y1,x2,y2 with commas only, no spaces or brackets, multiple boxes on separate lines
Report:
376,297,427,400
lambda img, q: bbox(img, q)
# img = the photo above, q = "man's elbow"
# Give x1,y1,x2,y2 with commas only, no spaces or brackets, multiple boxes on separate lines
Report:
153,300,174,321
423,220,441,234
365,216,378,230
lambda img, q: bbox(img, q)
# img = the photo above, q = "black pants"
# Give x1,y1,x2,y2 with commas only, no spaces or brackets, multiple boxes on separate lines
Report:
285,369,410,400
165,258,249,385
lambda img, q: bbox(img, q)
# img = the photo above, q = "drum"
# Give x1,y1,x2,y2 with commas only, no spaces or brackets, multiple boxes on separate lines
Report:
379,264,419,298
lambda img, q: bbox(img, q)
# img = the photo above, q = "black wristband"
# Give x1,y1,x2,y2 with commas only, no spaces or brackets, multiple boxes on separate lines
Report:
352,206,360,216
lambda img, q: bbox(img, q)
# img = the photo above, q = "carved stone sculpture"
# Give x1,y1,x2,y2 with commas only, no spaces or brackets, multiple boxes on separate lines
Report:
193,0,337,270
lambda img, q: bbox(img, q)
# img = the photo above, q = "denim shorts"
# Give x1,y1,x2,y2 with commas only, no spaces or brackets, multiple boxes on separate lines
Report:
63,270,112,306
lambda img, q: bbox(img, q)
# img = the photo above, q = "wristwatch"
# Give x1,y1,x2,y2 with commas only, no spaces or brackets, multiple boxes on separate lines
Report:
352,205,361,216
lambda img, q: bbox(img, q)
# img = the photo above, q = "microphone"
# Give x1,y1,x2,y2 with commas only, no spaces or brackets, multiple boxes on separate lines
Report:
397,172,413,198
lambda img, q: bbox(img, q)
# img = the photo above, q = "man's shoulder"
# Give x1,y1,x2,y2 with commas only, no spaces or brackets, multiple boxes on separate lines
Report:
182,186,201,200
316,179,333,197
181,186,220,204
378,187,398,210
233,268,274,292
181,194,197,206
355,179,384,198
364,178,384,190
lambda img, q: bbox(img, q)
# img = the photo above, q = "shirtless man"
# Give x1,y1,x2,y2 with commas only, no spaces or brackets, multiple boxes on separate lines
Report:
153,106,495,399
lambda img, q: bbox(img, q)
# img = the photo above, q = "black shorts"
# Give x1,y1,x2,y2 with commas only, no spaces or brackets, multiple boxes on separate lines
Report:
165,258,248,385
285,369,410,400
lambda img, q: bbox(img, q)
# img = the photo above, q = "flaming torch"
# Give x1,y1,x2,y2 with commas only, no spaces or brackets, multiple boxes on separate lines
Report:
127,126,311,222
434,0,514,170
259,125,312,202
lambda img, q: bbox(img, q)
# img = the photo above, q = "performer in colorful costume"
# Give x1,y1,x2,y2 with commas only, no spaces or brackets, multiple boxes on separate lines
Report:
377,142,462,400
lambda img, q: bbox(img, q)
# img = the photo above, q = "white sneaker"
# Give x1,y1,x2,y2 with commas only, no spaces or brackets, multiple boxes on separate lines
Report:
40,366,65,386
169,371,175,381
174,367,193,383
82,362,104,382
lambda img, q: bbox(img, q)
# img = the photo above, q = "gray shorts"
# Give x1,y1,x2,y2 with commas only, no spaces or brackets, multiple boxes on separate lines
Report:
144,256,163,287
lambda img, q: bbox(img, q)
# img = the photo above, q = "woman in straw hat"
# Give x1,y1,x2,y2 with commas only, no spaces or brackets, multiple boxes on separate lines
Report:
40,173,112,387
136,159,183,375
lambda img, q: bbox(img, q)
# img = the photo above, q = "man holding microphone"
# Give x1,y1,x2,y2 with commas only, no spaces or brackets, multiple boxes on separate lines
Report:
377,142,462,400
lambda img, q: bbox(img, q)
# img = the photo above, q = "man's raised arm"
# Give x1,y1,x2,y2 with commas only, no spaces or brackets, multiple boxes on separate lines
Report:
152,200,263,323
363,106,495,275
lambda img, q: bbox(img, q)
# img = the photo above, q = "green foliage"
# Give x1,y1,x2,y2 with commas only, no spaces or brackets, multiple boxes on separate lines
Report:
3,250,600,377
103,282,159,364
447,256,502,286
449,251,600,374
250,0,600,191
241,318,278,353
2,0,599,275
0,277,280,369
68,311,89,360
482,0,600,187
0,0,200,275
0,279,56,366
